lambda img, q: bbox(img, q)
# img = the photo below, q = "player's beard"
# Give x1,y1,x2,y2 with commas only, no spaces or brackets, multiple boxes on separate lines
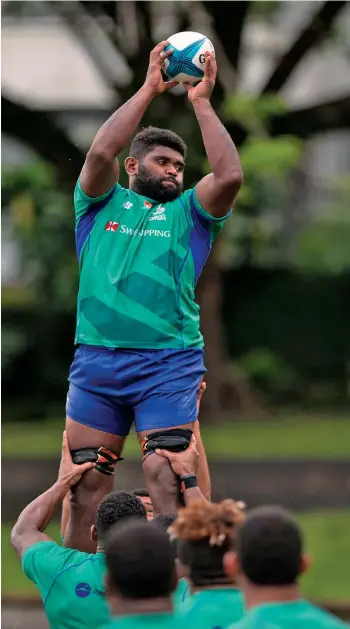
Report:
132,164,183,202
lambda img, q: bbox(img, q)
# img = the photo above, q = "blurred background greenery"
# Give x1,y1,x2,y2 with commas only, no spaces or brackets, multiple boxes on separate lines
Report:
2,0,350,613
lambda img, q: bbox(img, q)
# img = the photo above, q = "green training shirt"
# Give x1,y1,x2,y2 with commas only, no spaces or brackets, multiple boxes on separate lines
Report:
74,182,231,349
22,541,108,629
180,587,245,629
229,600,349,629
102,612,187,629
172,578,189,609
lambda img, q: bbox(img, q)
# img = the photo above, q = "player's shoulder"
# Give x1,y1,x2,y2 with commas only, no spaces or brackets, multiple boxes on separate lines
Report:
23,540,93,567
305,603,349,627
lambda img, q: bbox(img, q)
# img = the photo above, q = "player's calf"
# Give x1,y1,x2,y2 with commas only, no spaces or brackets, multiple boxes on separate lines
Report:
64,418,125,553
141,428,193,515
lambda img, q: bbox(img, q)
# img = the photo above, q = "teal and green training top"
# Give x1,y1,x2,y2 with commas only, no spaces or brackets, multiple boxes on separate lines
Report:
22,541,191,629
180,586,245,628
229,600,349,629
22,541,108,629
74,182,231,349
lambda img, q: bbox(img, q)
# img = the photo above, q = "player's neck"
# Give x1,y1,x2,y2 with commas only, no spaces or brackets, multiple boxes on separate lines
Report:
192,579,236,593
243,582,302,610
110,596,173,617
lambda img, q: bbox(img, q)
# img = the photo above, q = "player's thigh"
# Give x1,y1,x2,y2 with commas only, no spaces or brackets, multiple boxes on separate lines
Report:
66,382,133,454
135,386,198,489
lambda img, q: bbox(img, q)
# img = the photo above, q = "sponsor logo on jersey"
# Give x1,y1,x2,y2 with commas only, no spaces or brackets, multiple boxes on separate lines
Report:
105,221,119,232
74,583,105,598
123,201,133,209
120,225,170,238
143,200,152,209
75,583,91,598
149,206,166,221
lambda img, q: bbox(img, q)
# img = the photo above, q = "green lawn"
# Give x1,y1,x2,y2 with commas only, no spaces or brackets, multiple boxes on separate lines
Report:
2,510,350,601
2,413,350,459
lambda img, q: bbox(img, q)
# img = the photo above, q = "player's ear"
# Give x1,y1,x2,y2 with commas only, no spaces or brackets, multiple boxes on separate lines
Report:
300,554,312,575
125,156,139,176
91,524,98,543
223,550,239,580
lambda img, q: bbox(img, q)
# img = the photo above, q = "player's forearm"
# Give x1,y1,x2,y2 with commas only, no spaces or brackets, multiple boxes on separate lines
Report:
192,99,243,183
11,480,69,543
193,421,211,501
183,486,208,505
89,84,155,161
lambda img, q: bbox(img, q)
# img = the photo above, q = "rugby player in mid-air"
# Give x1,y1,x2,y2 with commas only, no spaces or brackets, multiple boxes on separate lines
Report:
64,40,243,551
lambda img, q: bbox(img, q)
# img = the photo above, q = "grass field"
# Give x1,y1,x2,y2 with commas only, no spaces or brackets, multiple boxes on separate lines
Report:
2,413,350,459
2,509,350,601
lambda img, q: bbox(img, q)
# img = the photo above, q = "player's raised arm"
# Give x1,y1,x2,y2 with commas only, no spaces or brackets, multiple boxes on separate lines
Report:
11,432,94,559
80,41,178,198
184,52,243,218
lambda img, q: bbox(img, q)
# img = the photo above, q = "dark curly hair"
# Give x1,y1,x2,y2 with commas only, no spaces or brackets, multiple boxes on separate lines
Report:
153,513,178,532
95,490,146,541
131,488,149,498
129,126,187,161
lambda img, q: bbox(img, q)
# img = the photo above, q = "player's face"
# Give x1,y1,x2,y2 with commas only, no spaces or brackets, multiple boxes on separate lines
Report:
134,146,185,202
139,495,154,520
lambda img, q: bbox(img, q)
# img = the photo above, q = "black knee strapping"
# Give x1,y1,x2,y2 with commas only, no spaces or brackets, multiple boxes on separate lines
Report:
71,446,122,476
141,428,192,459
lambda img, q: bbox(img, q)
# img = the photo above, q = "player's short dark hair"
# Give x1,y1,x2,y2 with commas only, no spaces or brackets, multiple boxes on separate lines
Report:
153,513,177,531
95,490,146,541
131,488,149,498
105,519,176,599
237,506,303,586
130,126,187,161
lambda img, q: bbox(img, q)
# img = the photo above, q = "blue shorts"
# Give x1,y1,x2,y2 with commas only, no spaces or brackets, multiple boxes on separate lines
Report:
66,345,206,436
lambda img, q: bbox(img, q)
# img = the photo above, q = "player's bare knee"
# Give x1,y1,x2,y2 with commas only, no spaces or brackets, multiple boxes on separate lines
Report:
143,452,172,484
143,454,178,513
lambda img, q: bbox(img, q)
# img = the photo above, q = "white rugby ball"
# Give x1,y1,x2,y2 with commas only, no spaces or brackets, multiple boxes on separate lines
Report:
162,31,215,83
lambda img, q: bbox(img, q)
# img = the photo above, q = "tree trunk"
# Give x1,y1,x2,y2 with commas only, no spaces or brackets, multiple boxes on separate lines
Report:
198,240,260,420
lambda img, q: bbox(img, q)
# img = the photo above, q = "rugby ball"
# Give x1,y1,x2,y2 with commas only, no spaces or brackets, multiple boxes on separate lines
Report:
162,31,215,83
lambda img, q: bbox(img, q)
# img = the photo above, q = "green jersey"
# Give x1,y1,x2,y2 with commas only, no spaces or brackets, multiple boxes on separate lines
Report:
22,541,108,629
229,600,349,629
180,587,245,629
172,578,189,608
102,612,185,629
74,182,230,349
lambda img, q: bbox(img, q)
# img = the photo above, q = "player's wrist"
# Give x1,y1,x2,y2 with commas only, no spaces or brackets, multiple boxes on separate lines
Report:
141,81,159,99
180,473,198,493
191,94,212,108
54,478,72,497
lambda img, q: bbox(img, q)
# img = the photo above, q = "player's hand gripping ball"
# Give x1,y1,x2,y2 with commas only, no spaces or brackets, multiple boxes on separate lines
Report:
162,31,215,83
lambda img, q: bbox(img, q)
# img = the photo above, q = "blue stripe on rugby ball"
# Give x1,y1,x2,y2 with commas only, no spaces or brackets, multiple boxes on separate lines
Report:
164,38,206,80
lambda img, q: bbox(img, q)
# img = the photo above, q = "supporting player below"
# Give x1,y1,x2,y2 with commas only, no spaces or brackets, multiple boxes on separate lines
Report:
226,506,348,629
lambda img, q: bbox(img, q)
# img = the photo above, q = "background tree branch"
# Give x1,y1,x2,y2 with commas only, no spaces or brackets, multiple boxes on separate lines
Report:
262,1,347,93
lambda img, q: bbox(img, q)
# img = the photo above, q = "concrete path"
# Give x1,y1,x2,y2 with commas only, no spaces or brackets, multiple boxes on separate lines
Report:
2,605,49,629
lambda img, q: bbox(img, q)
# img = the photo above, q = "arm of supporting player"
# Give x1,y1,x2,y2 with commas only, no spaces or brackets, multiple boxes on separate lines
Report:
156,436,208,505
11,480,71,559
185,53,243,218
193,381,211,501
80,41,178,198
11,432,94,559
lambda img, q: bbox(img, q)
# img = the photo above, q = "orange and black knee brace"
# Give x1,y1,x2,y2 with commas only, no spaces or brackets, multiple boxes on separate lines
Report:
71,446,123,476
